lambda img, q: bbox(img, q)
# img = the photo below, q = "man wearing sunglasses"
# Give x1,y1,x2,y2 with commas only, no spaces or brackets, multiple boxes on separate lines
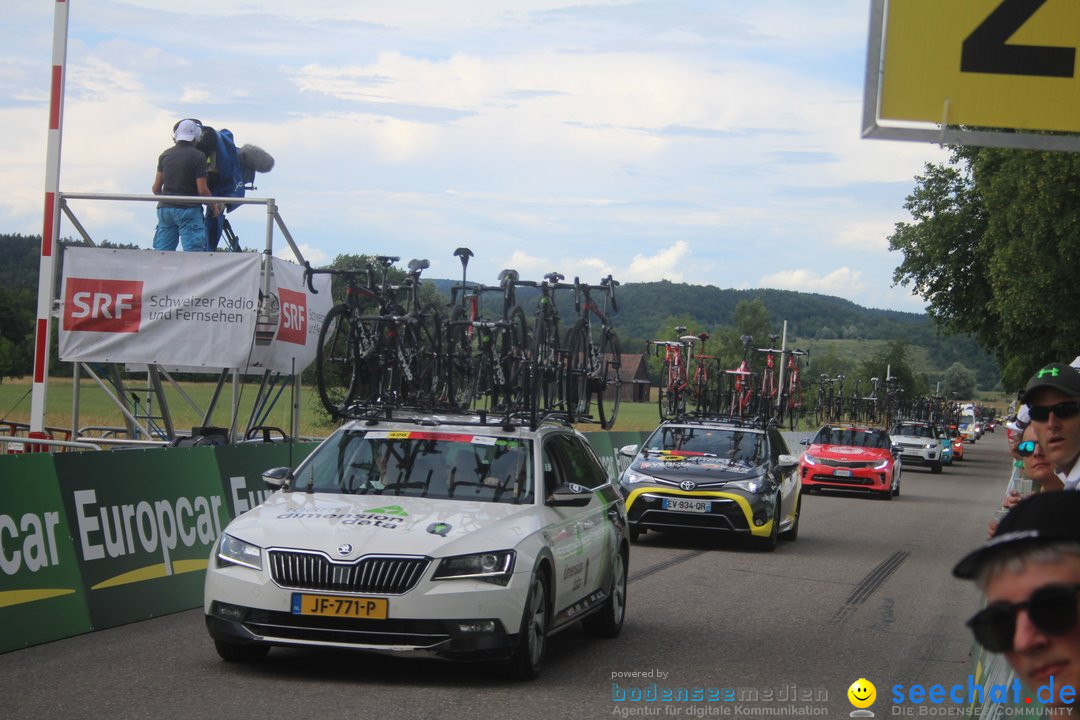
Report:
955,492,1080,710
1023,363,1080,492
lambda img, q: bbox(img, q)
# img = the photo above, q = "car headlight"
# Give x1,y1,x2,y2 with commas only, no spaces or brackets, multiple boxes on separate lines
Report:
725,475,768,494
802,453,818,466
217,533,263,571
433,550,516,586
621,469,655,485
873,459,890,470
924,443,938,450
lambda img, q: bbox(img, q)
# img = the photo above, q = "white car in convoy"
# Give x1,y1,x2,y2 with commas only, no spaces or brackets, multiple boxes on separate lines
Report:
889,421,944,474
204,413,630,679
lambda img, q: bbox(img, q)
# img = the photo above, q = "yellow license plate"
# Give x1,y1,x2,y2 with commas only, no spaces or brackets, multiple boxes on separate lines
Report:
291,594,388,619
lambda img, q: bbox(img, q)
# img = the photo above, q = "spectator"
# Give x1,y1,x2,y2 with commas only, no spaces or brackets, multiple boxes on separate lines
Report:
1023,363,1080,491
151,119,221,251
991,425,1066,535
955,492,1080,712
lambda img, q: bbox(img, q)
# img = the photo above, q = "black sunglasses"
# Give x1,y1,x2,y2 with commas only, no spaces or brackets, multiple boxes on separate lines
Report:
1016,440,1038,457
1028,401,1080,422
967,583,1080,653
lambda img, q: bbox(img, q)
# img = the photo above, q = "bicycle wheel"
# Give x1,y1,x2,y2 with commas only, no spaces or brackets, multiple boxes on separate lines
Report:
814,393,825,426
316,304,359,418
404,306,441,408
445,307,474,410
497,307,530,414
593,330,622,430
530,314,562,415
565,320,591,421
658,360,673,421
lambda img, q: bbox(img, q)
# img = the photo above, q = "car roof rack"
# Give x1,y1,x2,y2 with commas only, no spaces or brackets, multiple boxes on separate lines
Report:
337,401,576,433
665,412,769,431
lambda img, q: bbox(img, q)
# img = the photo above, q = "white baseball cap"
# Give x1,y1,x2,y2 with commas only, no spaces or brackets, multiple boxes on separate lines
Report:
174,119,202,143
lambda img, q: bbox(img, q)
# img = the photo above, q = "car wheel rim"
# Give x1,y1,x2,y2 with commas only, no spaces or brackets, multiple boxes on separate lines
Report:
611,553,626,622
527,577,546,666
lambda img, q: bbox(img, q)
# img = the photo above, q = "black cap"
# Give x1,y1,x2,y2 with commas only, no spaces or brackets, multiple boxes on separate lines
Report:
1023,363,1080,402
953,492,1080,579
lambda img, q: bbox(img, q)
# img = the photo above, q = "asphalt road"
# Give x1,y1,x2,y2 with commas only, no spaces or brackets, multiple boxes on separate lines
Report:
0,433,1013,720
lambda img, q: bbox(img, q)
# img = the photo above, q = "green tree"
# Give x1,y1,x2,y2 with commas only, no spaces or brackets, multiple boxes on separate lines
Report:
889,146,1080,390
942,362,977,400
732,298,774,348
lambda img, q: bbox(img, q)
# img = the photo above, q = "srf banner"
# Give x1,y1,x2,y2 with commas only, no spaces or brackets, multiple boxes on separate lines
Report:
58,247,261,367
244,257,332,374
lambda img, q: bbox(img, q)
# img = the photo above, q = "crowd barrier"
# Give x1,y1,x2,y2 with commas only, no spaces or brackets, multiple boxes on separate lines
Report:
0,431,647,654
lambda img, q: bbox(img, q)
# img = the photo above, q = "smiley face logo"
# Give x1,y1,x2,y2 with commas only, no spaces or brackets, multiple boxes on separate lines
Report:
847,678,876,709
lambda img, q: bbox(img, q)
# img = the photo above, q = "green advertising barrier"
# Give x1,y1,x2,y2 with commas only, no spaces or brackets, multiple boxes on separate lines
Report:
0,453,93,653
214,442,319,518
54,446,231,631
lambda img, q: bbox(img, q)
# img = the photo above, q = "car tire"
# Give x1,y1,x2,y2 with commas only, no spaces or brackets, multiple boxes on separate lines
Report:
753,496,780,552
582,547,628,638
628,526,641,543
892,473,901,497
214,639,270,663
779,493,800,541
506,568,549,681
930,462,943,474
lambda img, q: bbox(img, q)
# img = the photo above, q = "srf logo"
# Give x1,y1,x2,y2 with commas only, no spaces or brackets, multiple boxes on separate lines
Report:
277,288,307,345
63,278,143,333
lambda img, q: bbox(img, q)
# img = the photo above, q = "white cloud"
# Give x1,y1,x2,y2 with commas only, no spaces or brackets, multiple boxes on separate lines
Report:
758,267,867,296
625,241,689,282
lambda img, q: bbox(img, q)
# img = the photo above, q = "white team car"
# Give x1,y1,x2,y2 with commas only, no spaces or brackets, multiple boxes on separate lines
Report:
204,414,630,679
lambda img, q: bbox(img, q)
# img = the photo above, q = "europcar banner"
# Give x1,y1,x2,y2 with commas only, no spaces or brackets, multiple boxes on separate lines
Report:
244,257,332,374
0,454,92,653
54,447,230,630
58,248,261,367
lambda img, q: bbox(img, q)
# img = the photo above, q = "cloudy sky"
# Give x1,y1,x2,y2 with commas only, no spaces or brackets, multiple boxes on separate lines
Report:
3,1,946,311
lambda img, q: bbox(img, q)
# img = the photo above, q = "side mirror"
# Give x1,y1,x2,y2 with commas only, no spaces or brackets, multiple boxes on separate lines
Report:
891,445,901,456
262,466,294,491
778,454,798,469
618,444,639,458
548,483,593,507
799,437,810,446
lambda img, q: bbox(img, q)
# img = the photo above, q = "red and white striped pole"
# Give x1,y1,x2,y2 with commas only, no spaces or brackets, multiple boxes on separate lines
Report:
29,0,70,437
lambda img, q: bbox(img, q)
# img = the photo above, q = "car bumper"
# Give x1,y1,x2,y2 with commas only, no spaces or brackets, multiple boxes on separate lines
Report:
621,487,774,537
897,450,939,466
798,464,891,492
204,562,529,659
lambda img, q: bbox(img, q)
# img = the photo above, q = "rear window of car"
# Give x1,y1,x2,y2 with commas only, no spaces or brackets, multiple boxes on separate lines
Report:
811,427,890,449
294,429,535,504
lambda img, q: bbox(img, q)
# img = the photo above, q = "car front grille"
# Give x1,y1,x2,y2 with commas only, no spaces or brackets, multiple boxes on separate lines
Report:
242,609,451,648
268,550,430,595
818,458,877,469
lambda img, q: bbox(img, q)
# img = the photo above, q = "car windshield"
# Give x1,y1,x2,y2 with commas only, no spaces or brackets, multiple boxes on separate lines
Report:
811,427,890,449
293,429,535,504
642,426,766,465
891,424,934,438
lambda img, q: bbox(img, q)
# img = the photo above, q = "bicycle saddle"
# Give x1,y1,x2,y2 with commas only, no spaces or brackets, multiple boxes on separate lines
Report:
454,247,474,259
498,268,519,283
374,255,400,265
544,272,564,283
408,258,430,272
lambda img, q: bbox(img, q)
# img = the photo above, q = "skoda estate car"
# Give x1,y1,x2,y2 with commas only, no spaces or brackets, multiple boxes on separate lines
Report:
617,418,801,550
204,414,630,679
798,425,901,500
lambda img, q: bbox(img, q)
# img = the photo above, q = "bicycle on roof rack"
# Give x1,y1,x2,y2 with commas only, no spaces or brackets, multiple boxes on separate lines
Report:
304,256,441,419
778,348,808,431
755,334,783,424
445,248,530,414
564,274,622,430
688,331,722,416
516,270,576,424
649,327,690,422
725,334,756,418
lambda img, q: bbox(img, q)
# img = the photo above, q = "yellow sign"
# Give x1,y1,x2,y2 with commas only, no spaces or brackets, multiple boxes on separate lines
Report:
881,0,1080,133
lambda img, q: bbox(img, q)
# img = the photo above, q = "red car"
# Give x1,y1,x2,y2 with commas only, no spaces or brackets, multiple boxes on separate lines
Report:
798,425,902,500
948,426,965,461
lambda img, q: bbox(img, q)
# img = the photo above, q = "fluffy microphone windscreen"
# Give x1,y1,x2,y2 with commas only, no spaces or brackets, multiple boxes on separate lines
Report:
239,144,275,173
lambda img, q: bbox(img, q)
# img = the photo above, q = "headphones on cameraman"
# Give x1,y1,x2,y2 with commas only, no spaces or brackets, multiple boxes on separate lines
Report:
172,118,204,143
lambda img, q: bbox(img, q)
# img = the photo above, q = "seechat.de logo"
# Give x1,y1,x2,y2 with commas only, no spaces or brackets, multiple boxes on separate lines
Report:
276,288,307,345
63,278,143,333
